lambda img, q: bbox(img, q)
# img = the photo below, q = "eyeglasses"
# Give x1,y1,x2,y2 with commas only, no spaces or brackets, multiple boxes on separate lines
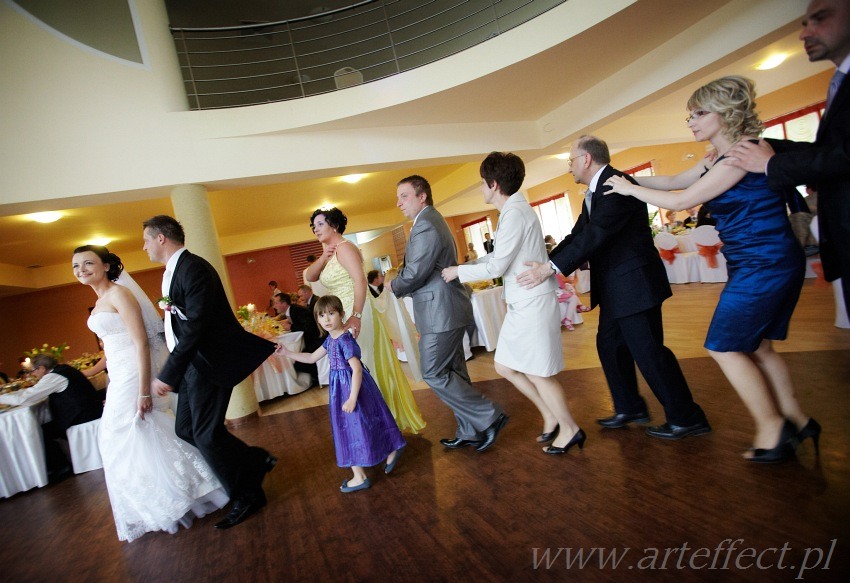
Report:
685,110,710,123
568,152,588,166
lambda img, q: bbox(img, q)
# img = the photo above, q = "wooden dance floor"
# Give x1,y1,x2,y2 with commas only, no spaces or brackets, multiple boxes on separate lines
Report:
2,284,849,582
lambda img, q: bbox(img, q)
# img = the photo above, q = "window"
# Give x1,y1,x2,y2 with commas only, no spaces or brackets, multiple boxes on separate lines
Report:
762,102,825,142
624,162,661,229
461,216,493,261
530,193,574,244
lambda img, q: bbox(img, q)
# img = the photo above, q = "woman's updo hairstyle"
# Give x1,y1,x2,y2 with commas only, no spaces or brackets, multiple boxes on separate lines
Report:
687,76,764,144
73,245,124,281
310,207,348,234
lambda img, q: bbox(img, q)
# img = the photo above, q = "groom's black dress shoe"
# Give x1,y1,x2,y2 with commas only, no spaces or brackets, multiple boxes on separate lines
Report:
645,420,711,440
476,413,509,452
597,412,651,428
440,438,481,449
214,494,267,529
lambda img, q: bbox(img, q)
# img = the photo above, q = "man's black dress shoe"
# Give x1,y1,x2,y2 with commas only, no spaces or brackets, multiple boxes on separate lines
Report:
214,495,267,529
476,413,509,452
597,412,650,428
645,420,711,440
440,438,481,449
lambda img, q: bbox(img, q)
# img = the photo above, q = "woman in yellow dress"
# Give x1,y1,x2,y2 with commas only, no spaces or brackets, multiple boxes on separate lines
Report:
305,207,425,433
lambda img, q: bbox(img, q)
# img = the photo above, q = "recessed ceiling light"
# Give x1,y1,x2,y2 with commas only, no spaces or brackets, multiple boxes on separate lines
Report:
26,211,62,223
756,53,787,70
555,153,570,160
85,237,112,246
341,174,364,184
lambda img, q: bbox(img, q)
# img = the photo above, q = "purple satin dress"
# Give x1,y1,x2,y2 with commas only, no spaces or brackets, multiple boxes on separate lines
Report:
326,332,405,467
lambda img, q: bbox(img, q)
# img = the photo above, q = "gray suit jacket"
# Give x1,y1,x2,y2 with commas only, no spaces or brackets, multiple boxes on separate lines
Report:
392,205,473,334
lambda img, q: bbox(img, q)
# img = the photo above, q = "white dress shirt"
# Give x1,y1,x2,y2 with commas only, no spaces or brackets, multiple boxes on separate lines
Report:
162,247,187,351
0,372,68,407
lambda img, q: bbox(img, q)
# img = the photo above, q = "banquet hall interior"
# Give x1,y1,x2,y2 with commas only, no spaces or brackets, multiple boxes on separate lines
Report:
2,0,849,580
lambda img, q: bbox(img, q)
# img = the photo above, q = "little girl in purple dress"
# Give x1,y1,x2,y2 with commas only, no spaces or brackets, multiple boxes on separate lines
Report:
278,295,406,492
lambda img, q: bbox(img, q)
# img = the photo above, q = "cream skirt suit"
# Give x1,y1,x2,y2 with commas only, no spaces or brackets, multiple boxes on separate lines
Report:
457,193,564,377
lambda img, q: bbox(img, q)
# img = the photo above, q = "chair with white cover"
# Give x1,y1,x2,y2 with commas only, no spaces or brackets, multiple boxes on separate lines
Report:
654,232,700,284
334,67,363,89
691,225,728,283
66,418,103,474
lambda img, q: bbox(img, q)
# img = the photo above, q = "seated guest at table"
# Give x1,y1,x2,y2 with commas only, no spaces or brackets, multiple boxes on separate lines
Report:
273,292,321,385
0,353,103,482
466,242,478,262
682,207,699,228
555,273,591,331
665,209,682,227
0,366,8,383
268,280,281,309
443,152,584,454
297,284,319,311
367,270,384,298
605,76,812,463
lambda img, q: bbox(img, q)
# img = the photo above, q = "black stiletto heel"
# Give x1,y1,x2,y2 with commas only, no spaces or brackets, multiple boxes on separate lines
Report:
797,418,821,456
544,428,586,455
537,424,559,444
748,420,796,464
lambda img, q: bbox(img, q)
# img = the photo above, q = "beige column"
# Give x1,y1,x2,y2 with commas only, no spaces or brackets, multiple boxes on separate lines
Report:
170,184,260,421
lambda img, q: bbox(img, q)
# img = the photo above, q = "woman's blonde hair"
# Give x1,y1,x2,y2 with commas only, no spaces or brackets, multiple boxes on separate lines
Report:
687,76,764,143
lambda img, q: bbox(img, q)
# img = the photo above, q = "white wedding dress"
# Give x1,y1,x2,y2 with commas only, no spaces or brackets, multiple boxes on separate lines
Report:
88,312,228,542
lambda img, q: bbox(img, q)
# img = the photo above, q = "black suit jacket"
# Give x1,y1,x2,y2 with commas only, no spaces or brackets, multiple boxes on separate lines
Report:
766,77,850,283
483,239,495,254
158,251,275,390
287,304,323,353
549,165,671,319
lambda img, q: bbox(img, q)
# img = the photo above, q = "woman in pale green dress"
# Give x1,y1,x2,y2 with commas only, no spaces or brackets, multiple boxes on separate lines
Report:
305,207,425,433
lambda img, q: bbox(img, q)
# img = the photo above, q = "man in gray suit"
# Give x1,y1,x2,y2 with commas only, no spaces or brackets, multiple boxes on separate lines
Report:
388,175,507,452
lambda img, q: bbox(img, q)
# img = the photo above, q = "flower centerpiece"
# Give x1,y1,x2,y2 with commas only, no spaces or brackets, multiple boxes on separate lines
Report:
236,304,283,339
25,342,69,362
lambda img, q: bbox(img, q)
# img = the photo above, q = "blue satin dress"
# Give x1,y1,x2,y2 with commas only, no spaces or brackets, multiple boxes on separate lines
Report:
703,165,805,352
326,332,406,468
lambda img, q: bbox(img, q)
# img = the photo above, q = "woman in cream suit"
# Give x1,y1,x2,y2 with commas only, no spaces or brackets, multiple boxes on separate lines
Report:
443,152,585,454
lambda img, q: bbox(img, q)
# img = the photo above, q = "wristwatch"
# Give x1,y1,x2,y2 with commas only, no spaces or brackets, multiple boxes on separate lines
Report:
352,311,362,319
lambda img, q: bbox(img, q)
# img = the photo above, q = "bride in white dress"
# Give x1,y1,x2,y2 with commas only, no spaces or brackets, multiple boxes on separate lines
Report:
72,245,228,542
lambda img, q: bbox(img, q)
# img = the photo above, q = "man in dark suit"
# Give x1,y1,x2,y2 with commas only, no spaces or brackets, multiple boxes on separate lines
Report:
389,175,507,452
728,0,850,319
143,215,276,529
0,354,103,481
296,284,319,311
518,135,709,440
273,292,321,384
483,232,495,254
367,270,384,298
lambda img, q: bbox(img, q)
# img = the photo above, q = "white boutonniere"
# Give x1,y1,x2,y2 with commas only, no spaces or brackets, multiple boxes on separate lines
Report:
156,296,187,320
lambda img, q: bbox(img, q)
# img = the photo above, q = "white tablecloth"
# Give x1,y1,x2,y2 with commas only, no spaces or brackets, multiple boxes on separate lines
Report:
0,401,49,498
469,286,508,352
401,288,509,351
252,332,312,401
676,232,697,253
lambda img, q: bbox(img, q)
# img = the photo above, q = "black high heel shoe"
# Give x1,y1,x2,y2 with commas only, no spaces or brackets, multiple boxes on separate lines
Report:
537,424,559,444
544,428,586,455
797,418,821,456
748,420,796,464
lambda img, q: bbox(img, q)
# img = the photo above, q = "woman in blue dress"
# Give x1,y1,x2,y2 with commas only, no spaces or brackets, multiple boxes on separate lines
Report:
605,76,818,463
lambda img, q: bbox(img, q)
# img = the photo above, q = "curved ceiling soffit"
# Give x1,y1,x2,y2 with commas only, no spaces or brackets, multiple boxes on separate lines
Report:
6,0,145,66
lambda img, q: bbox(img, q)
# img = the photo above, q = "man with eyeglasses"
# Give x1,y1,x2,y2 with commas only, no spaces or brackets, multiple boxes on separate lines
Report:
517,135,709,440
727,0,850,319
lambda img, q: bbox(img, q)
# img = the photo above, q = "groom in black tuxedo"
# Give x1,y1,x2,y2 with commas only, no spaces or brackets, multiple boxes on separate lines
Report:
518,136,709,440
143,215,276,529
